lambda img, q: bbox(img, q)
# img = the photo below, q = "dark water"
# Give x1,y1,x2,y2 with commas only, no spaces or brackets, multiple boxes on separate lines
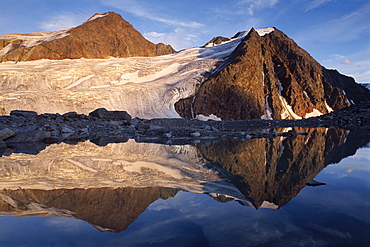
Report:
0,128,369,247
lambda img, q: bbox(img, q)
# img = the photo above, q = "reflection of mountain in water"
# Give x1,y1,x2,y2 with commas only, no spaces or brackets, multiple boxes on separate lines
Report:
0,187,178,232
198,128,370,208
0,128,369,232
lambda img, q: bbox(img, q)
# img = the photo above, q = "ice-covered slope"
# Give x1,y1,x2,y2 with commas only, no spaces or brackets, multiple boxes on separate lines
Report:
0,30,70,56
0,29,264,118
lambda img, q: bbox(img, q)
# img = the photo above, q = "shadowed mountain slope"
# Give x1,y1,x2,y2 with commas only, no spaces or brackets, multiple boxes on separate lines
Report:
176,28,370,120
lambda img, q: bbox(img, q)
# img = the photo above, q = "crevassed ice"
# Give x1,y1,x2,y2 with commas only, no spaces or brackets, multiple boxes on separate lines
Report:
0,39,241,118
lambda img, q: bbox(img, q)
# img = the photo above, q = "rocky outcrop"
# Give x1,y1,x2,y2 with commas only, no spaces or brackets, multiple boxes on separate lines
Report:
88,108,132,121
203,36,230,47
176,28,370,120
0,187,179,232
0,12,175,62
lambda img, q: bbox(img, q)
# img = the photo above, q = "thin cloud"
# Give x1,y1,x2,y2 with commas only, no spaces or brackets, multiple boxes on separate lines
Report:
304,0,336,12
39,12,88,31
101,0,203,28
144,28,199,50
296,2,370,44
237,0,279,15
341,59,353,65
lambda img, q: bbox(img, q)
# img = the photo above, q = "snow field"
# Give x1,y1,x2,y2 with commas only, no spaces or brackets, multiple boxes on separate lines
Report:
0,28,278,119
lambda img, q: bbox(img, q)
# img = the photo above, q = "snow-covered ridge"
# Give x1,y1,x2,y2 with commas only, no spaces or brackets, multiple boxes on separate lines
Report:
204,27,275,47
0,30,69,52
87,13,109,22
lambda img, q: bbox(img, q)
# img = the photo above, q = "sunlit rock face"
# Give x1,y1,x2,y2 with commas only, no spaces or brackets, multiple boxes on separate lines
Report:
176,29,370,120
0,12,175,62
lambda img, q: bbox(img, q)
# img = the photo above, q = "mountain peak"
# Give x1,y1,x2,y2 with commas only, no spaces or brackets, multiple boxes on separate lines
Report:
0,12,175,62
176,27,370,120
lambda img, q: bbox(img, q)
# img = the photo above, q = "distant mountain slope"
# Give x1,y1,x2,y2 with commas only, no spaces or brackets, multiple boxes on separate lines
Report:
0,12,175,62
176,28,370,120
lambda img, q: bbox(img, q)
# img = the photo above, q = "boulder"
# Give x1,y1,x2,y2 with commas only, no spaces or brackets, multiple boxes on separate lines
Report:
6,127,50,143
0,140,6,149
62,111,78,119
0,128,15,140
89,108,132,121
10,110,38,118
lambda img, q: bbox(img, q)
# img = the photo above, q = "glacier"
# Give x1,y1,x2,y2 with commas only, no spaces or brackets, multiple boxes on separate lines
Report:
0,28,274,118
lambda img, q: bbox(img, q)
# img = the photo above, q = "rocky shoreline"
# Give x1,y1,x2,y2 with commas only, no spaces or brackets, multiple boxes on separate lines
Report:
1,104,369,156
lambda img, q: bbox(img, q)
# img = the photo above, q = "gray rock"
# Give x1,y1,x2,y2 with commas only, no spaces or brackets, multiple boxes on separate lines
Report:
306,180,326,187
0,128,15,140
201,125,211,130
17,125,39,133
110,120,122,126
78,128,89,134
89,108,132,121
0,123,8,130
62,111,78,119
10,110,38,118
90,136,129,146
0,140,7,149
190,132,201,137
10,116,25,125
163,133,172,138
61,126,75,134
6,129,50,143
9,142,48,155
210,126,219,132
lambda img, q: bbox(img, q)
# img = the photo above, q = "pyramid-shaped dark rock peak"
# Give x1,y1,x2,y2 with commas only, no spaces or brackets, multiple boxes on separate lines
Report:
0,12,176,62
176,28,370,120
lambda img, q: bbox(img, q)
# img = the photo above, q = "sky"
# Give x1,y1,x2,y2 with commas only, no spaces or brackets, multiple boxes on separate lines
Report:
0,0,369,83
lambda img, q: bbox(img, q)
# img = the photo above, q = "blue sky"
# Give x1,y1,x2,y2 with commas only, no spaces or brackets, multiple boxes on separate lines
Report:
1,0,369,83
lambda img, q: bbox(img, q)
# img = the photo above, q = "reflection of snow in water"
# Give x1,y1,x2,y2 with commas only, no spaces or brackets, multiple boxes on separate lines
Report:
0,140,246,202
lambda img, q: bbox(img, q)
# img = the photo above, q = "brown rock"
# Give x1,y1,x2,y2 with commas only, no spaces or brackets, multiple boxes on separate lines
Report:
203,36,231,47
0,12,176,62
176,28,370,120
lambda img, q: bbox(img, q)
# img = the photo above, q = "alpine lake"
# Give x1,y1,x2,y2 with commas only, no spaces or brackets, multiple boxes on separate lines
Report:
0,127,369,247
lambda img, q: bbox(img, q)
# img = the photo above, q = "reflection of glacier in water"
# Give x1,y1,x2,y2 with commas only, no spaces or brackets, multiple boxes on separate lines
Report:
0,127,369,236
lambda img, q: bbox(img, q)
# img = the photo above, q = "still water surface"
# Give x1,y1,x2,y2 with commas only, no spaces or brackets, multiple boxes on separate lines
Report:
0,127,369,246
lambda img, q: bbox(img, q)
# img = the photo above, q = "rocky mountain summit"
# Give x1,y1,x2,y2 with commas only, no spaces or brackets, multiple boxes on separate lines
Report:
0,12,175,62
176,28,370,120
